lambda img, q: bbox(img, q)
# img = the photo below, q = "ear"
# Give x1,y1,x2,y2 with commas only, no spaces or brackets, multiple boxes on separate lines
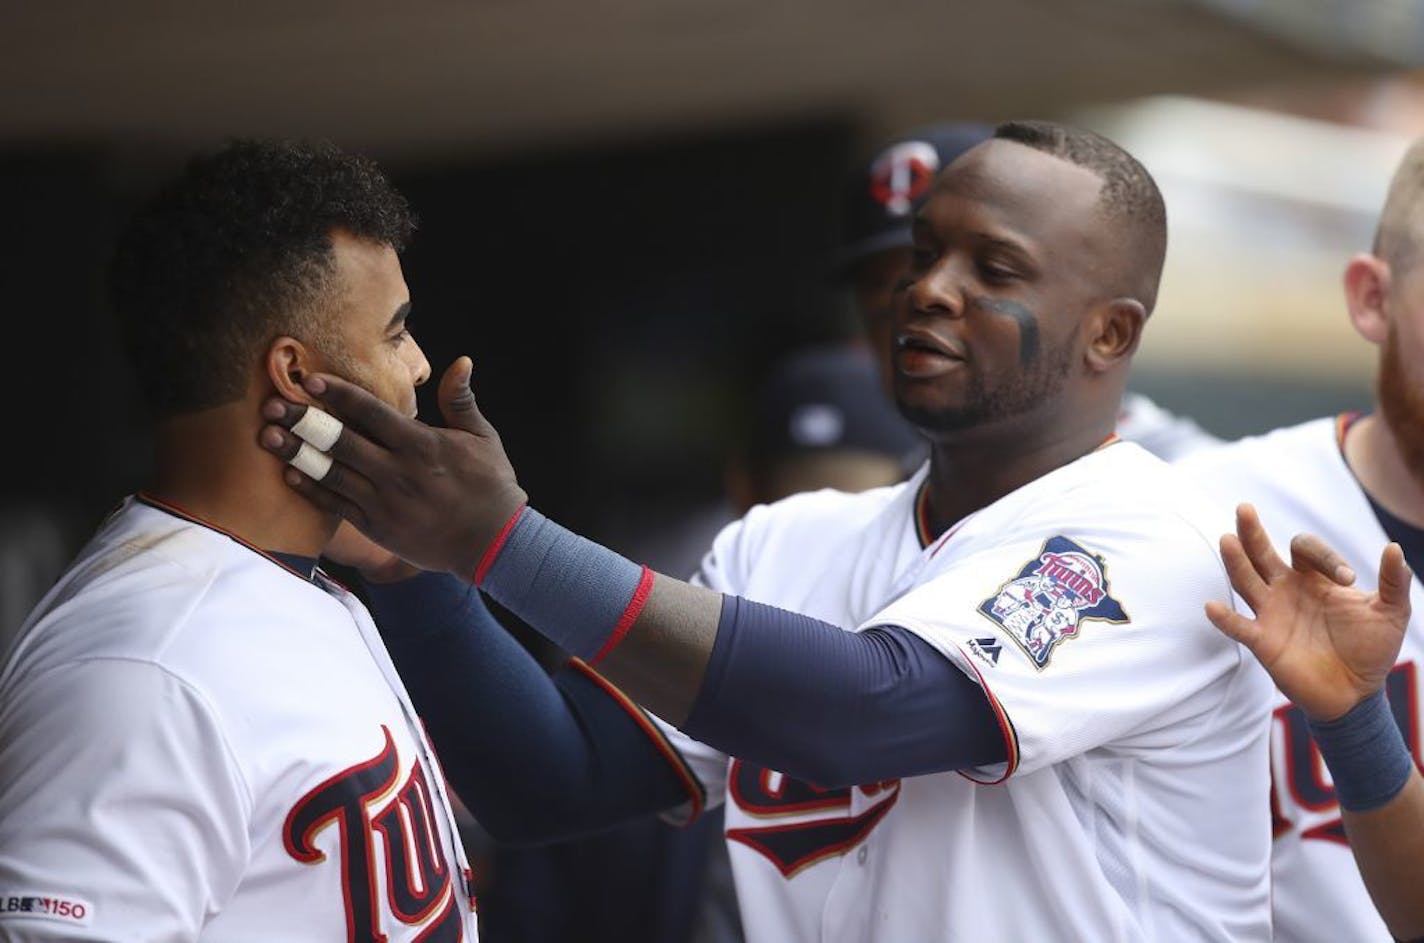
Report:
265,335,321,404
1084,298,1147,373
1343,253,1390,346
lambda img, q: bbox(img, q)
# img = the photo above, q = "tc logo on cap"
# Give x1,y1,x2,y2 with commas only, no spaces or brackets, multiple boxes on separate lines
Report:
868,141,941,216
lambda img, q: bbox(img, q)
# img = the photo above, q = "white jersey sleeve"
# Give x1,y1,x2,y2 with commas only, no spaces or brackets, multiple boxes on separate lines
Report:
0,658,249,942
868,505,1249,782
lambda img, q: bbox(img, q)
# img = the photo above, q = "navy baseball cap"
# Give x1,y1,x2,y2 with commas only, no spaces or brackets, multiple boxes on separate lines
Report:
752,345,922,463
836,123,993,273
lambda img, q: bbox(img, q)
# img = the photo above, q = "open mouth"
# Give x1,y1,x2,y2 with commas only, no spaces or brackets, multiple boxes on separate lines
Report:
894,331,964,378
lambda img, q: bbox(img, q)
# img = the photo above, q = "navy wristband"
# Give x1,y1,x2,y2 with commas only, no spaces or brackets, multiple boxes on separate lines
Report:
1307,689,1415,813
475,506,654,663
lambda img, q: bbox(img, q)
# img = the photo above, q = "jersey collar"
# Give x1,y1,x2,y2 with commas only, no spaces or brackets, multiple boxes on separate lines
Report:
913,432,1121,550
135,491,322,583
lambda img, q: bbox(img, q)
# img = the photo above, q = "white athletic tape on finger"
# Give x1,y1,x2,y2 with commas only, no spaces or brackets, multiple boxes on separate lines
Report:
289,442,334,481
291,406,344,452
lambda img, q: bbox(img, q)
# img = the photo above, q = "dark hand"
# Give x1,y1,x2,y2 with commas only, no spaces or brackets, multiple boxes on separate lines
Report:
258,357,527,579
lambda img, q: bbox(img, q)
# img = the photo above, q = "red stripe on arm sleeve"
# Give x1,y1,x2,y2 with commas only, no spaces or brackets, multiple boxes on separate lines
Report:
472,503,528,586
589,566,655,665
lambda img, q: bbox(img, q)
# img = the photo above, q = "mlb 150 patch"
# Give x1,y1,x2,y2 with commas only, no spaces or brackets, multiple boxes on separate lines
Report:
0,893,93,927
977,536,1129,669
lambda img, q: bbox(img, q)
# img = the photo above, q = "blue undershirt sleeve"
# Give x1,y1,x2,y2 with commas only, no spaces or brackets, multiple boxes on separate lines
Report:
365,571,698,845
681,594,1007,789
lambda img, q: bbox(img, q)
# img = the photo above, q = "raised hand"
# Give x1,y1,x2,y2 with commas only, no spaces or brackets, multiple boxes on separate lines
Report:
259,357,527,579
1205,503,1411,722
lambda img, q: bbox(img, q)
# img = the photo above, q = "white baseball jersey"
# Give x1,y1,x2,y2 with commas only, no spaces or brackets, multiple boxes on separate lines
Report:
1118,391,1220,461
0,496,478,942
1180,416,1424,943
665,441,1272,942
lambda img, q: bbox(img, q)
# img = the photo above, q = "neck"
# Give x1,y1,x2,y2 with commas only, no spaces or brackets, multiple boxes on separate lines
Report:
148,401,338,556
921,410,1115,538
1344,411,1424,529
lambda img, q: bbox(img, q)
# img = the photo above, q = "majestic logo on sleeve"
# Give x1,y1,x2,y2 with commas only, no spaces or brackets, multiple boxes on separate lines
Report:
977,536,1128,669
283,726,464,942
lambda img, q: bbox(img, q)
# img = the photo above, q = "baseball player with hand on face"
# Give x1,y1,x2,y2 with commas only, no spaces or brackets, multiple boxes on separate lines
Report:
262,121,1274,941
841,122,1219,460
0,140,505,941
1180,138,1424,943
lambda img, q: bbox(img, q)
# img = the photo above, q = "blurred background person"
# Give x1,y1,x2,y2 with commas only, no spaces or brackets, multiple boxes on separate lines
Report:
1205,507,1422,942
727,344,922,508
1180,136,1424,942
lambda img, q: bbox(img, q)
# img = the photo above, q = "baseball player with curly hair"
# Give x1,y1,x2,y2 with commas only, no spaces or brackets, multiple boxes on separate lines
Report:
0,139,487,942
0,139,694,942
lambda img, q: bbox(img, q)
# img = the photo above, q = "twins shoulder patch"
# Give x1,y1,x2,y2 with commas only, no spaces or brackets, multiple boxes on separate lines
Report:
976,536,1129,670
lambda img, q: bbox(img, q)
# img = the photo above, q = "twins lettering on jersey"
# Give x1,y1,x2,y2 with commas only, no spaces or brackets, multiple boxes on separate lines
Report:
1273,661,1422,845
725,759,901,878
978,535,1129,669
283,726,463,943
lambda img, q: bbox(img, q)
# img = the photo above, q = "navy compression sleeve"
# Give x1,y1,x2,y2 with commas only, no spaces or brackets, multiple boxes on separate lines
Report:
467,511,1007,786
681,595,1008,789
365,572,701,844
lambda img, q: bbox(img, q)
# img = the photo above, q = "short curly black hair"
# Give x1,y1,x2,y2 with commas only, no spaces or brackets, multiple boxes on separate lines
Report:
109,138,416,417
